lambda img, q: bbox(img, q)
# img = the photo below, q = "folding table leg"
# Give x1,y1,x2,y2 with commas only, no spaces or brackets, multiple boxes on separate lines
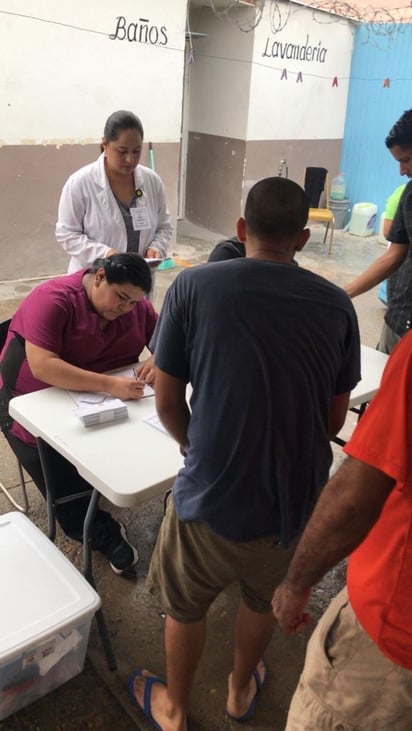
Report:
37,438,117,670
37,437,58,542
83,489,117,671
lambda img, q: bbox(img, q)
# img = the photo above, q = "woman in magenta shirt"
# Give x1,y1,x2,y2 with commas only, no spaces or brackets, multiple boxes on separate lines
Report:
0,253,157,578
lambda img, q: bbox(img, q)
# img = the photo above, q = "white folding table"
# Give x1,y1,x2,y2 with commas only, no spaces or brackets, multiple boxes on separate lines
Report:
10,346,387,510
349,345,389,409
331,344,389,447
10,389,184,670
8,344,389,667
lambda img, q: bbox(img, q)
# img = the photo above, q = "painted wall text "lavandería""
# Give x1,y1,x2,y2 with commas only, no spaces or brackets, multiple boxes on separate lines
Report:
262,34,328,63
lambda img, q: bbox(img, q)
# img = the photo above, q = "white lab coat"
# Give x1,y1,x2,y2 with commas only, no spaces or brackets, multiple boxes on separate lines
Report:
56,153,173,273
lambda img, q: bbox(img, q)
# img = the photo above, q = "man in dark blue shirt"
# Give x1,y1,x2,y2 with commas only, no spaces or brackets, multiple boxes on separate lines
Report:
128,177,360,731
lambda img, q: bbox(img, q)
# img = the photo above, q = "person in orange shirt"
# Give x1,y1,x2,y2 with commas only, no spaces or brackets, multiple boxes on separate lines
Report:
272,330,412,730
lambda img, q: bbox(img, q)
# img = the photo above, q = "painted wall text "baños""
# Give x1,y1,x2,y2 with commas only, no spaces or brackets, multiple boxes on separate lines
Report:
110,16,168,45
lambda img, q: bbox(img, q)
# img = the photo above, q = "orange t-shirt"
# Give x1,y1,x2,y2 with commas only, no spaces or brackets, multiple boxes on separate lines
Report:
345,331,412,669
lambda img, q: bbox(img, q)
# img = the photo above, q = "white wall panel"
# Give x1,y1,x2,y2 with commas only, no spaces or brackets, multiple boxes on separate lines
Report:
187,6,254,139
0,1,186,144
248,2,354,139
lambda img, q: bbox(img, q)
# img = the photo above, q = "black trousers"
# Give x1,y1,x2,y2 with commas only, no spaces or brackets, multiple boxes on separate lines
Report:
4,430,121,551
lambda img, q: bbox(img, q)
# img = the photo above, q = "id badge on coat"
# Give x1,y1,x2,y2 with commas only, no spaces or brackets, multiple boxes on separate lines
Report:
131,199,150,230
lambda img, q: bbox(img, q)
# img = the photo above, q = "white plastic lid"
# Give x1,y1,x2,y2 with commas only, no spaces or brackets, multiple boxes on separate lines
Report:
0,513,101,662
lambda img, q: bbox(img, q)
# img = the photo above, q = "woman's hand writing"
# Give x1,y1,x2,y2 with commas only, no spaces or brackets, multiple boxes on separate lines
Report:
135,357,156,385
108,376,145,401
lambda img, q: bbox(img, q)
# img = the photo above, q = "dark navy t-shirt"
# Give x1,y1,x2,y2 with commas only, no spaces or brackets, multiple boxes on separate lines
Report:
152,259,360,546
387,180,412,335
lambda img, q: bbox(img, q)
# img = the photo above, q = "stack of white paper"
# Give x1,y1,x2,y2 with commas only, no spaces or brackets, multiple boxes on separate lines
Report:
70,392,128,427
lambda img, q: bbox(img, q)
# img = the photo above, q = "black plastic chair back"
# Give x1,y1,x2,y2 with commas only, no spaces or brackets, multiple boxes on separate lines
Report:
304,167,328,208
0,319,12,353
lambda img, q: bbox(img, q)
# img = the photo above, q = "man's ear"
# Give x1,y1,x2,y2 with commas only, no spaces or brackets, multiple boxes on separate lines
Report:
237,217,246,242
295,228,311,252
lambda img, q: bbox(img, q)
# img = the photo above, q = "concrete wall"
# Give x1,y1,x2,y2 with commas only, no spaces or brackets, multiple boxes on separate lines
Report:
185,1,354,234
244,2,353,192
0,0,186,279
185,5,253,235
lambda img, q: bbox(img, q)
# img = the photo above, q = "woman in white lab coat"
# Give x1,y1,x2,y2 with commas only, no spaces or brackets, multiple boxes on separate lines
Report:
56,110,172,273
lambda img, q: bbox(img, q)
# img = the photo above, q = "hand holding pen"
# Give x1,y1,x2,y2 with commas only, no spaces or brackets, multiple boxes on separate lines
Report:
132,367,146,383
105,372,145,401
134,356,156,386
132,367,148,396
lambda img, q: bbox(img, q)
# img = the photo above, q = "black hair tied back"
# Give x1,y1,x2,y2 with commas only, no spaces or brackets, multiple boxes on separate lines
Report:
91,253,152,294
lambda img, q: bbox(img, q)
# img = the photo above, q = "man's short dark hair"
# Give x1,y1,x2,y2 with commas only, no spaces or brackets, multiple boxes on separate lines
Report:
385,110,412,149
245,177,309,242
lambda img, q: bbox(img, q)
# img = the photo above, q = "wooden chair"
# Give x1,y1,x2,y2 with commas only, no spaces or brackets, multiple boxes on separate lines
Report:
303,167,335,255
0,319,29,513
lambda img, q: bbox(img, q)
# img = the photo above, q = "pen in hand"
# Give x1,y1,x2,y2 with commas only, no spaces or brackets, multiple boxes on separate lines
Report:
133,367,146,385
127,367,146,400
133,362,156,387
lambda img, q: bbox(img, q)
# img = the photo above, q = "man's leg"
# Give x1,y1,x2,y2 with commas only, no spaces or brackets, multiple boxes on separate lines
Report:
227,600,275,718
132,615,206,731
226,535,295,720
130,500,239,727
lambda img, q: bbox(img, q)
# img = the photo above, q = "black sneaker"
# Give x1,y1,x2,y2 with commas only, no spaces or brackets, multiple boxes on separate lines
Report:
103,522,139,578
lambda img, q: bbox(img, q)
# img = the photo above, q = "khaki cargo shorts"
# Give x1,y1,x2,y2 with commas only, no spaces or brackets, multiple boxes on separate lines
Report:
146,498,293,623
286,587,412,731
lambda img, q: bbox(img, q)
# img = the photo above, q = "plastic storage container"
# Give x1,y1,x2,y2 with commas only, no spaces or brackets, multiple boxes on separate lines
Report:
330,173,346,200
0,512,100,722
329,198,350,230
349,203,378,237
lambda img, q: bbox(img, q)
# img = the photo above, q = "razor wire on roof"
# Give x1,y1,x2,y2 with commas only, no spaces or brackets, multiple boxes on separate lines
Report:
208,0,412,44
308,2,412,49
209,0,266,31
308,2,411,49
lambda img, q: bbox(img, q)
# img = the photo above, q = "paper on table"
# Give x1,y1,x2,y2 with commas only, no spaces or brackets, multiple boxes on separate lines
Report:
144,413,169,435
69,370,154,408
68,367,154,425
69,391,123,408
144,257,163,268
109,367,155,398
